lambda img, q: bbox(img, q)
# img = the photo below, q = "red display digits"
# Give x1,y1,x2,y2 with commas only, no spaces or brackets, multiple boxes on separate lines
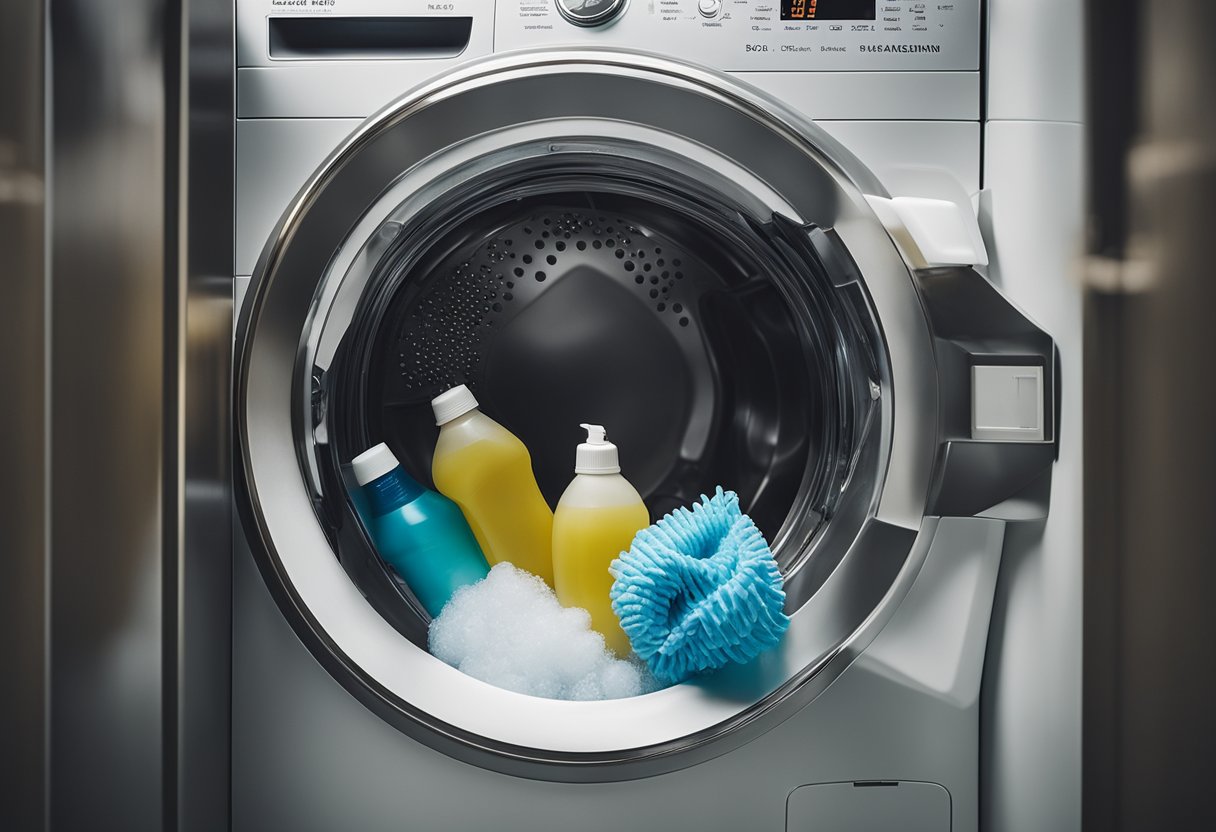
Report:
786,0,816,19
780,0,874,20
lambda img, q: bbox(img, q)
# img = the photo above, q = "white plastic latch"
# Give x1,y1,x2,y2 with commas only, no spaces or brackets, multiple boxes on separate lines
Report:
866,194,990,268
971,365,1045,442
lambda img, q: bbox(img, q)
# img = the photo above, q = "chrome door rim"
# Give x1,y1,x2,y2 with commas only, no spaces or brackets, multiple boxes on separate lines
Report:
234,49,941,780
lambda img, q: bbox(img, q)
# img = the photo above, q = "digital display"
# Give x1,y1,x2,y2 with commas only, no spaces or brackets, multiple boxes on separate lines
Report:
780,0,877,20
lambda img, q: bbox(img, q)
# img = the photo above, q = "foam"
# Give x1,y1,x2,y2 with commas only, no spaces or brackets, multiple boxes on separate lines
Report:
428,563,657,701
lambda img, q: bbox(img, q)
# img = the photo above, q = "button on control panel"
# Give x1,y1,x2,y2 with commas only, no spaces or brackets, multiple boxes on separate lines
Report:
498,1,979,72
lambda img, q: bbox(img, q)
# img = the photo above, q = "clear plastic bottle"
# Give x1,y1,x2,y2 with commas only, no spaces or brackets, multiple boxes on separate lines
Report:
552,424,650,656
352,443,489,618
430,385,555,586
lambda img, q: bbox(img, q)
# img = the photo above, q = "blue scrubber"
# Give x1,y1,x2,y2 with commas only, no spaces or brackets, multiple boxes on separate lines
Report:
609,488,790,685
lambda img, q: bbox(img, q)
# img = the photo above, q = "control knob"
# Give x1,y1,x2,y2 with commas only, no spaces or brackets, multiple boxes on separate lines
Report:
555,0,628,27
698,0,722,17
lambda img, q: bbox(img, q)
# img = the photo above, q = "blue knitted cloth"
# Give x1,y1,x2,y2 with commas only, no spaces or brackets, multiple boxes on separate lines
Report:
609,488,789,685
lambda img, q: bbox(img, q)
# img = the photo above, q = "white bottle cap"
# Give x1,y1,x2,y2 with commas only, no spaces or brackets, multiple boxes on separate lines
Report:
351,442,400,486
575,423,620,474
431,384,480,426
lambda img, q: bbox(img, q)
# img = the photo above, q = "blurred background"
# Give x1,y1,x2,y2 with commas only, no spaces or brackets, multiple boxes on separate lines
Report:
2,1,1214,829
1083,1,1216,828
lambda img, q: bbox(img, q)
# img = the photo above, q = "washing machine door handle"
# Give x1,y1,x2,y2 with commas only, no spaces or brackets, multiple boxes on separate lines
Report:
916,266,1060,519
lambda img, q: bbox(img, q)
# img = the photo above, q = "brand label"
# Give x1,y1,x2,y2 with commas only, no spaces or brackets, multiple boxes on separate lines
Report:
859,43,942,52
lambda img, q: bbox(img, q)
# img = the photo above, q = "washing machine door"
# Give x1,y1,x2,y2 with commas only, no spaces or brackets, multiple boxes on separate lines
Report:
235,51,1057,781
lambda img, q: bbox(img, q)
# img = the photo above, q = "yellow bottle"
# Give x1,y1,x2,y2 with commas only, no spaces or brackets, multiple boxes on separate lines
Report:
552,424,649,656
430,385,554,586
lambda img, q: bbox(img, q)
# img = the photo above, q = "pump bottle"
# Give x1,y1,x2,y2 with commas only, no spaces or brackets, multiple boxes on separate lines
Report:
552,424,650,656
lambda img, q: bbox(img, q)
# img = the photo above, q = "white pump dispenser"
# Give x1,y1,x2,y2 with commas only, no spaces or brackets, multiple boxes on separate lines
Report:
553,423,650,656
575,423,621,474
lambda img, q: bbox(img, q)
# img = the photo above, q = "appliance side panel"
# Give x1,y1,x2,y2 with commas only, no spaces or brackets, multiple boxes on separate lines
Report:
983,6,1085,828
980,120,1085,832
987,0,1085,122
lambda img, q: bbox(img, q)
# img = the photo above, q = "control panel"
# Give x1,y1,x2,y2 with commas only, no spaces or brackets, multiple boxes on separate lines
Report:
236,2,978,72
499,1,979,71
234,0,979,122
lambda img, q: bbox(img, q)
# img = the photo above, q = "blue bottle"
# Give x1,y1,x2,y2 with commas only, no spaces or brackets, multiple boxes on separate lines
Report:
352,443,489,618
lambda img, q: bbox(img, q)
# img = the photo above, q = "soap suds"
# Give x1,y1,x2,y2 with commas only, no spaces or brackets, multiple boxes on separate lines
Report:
429,563,659,701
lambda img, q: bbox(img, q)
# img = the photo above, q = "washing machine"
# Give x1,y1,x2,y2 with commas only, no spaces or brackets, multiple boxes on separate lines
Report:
232,1,1084,830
